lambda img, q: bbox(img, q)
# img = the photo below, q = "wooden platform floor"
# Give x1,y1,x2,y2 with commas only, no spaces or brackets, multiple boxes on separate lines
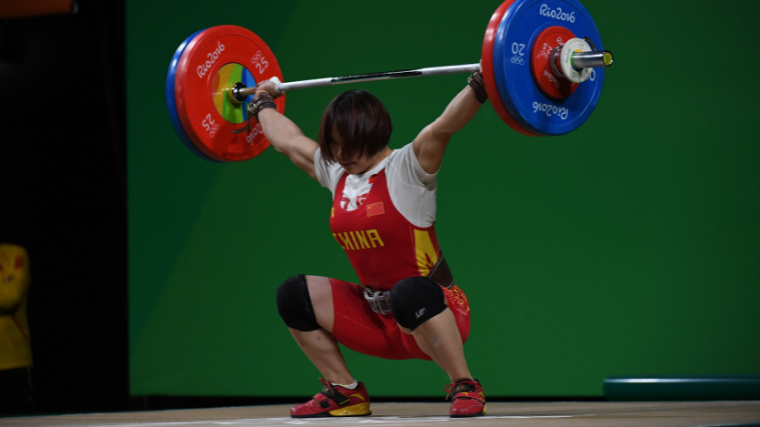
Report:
1,401,759,427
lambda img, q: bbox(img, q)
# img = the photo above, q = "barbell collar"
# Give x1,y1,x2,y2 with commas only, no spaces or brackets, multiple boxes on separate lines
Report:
234,63,481,101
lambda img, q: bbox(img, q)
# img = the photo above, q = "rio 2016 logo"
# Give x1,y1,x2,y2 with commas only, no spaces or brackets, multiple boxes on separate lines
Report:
539,4,576,22
542,70,560,88
197,41,225,79
245,123,263,145
533,102,569,120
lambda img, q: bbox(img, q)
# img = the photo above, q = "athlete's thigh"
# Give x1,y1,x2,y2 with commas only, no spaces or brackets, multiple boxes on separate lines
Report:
396,285,472,342
327,279,409,358
444,285,471,343
304,276,376,338
305,275,335,332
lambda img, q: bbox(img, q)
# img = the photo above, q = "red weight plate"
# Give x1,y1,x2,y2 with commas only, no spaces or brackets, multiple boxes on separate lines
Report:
175,25,285,162
530,26,577,100
482,0,538,137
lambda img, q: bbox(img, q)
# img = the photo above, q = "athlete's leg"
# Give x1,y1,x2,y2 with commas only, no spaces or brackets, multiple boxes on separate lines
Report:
389,277,471,380
409,308,472,381
390,277,484,417
277,275,372,418
277,275,353,384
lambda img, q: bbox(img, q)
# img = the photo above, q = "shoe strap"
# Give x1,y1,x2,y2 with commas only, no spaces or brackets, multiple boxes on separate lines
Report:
451,382,477,395
318,378,350,406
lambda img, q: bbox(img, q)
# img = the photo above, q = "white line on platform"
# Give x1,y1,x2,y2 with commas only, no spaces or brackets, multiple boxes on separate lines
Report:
75,414,597,427
61,413,599,427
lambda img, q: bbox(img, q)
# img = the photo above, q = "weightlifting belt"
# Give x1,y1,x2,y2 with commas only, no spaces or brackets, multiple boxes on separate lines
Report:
428,253,455,289
363,254,454,315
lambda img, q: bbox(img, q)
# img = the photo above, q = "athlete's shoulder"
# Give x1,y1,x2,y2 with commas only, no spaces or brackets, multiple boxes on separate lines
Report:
388,142,414,160
314,148,346,193
386,142,435,187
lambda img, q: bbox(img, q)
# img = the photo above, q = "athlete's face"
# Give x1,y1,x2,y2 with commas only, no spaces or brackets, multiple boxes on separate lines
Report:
330,132,387,175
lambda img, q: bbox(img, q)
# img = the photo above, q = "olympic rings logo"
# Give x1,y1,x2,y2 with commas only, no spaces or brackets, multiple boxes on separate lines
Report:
539,4,576,22
538,43,553,59
202,114,220,137
532,102,569,120
510,42,526,66
251,50,269,74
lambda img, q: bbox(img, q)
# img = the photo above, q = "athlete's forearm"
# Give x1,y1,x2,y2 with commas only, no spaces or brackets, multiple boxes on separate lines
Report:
258,109,307,152
430,86,482,137
412,85,483,173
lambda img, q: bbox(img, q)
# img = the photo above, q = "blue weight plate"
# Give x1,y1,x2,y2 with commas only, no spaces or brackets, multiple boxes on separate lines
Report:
493,0,604,135
165,28,221,162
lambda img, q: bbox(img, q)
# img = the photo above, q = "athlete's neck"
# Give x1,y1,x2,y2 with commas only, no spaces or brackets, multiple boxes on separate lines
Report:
356,146,392,175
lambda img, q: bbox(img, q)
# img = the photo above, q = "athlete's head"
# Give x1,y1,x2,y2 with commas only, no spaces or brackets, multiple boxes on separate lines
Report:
318,90,392,171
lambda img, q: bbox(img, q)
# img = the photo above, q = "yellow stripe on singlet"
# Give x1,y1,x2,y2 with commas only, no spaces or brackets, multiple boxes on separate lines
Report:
414,229,438,276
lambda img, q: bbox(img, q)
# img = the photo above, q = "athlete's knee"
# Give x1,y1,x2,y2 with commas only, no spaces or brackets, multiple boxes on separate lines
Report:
390,276,447,331
276,274,320,331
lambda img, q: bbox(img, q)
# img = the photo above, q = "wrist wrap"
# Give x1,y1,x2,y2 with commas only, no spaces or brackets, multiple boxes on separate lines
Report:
249,92,277,121
468,70,488,104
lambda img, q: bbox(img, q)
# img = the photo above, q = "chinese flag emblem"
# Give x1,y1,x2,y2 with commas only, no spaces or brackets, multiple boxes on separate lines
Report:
367,202,385,217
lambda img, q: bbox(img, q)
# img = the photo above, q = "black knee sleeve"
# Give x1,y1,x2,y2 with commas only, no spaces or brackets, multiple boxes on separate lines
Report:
276,274,320,331
389,276,447,331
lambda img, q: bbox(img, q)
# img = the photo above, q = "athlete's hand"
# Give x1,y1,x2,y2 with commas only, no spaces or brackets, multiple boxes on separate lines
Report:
255,78,283,99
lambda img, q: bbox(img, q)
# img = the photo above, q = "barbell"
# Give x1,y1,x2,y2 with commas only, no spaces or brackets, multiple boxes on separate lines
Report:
166,0,613,163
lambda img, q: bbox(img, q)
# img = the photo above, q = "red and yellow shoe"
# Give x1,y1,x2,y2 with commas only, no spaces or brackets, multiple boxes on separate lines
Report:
445,378,486,418
290,378,371,418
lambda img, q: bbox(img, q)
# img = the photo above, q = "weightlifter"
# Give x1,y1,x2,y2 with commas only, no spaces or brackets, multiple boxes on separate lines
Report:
252,70,489,418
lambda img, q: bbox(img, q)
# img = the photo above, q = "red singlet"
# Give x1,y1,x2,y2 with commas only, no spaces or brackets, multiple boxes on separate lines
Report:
330,170,442,290
327,169,470,360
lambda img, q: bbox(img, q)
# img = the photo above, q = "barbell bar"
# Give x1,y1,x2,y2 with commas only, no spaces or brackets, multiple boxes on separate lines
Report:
230,44,612,102
233,64,482,101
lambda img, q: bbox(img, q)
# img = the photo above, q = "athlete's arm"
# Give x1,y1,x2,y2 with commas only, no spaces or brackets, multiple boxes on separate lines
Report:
412,77,484,174
255,80,319,181
257,109,319,181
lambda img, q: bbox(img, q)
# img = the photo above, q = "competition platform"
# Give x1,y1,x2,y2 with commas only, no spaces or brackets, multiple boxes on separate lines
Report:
2,401,760,427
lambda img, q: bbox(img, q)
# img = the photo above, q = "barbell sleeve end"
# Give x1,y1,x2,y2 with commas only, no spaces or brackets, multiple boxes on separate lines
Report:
571,50,614,71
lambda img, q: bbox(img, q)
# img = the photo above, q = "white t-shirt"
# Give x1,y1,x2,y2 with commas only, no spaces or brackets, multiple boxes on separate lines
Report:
314,142,437,228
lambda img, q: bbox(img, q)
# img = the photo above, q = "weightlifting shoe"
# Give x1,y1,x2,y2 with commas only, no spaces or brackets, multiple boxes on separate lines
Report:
290,378,371,418
445,378,486,418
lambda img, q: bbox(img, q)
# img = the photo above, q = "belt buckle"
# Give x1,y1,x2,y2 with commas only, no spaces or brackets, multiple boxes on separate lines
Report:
364,287,392,315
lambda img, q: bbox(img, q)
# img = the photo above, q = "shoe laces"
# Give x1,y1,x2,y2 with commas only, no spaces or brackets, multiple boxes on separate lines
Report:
318,378,337,394
443,379,484,400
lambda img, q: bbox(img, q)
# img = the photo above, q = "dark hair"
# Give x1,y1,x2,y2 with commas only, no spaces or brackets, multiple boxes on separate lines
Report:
318,90,392,163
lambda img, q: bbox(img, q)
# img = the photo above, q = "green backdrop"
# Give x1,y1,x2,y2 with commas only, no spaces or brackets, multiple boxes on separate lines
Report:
127,0,760,397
